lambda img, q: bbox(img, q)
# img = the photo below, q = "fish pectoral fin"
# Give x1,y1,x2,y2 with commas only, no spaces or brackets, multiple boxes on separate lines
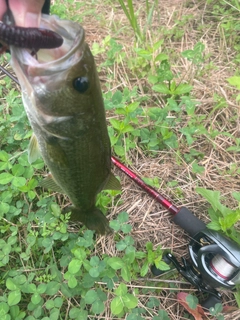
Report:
40,173,65,194
103,172,121,190
28,134,42,164
45,138,68,168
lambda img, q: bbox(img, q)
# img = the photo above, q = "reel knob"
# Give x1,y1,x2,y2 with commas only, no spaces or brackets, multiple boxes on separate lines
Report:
201,293,222,310
151,254,172,276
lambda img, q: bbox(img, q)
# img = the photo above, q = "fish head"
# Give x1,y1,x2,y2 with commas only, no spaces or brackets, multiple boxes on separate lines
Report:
10,14,104,139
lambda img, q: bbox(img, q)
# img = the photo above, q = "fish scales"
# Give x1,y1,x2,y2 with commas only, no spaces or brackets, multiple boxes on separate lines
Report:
10,15,120,234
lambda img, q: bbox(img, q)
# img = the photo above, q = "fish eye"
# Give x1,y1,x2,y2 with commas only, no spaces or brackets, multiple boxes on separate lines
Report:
73,77,89,93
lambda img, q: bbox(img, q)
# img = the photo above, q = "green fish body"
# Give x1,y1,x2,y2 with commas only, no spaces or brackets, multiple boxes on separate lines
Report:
10,15,120,234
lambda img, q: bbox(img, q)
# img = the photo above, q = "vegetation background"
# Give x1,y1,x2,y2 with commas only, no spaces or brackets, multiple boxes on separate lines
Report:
0,0,240,319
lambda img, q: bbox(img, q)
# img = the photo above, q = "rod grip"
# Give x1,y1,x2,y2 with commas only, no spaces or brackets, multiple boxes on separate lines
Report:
173,206,206,237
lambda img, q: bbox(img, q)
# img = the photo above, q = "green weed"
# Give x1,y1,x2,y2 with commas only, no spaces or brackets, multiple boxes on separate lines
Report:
227,75,240,101
116,0,158,43
206,0,240,51
196,188,240,244
0,210,167,319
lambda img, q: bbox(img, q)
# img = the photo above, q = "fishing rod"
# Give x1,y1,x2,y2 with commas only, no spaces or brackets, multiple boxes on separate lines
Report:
112,156,240,309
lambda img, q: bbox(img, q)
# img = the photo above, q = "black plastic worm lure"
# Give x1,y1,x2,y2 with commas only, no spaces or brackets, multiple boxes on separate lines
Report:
0,22,63,50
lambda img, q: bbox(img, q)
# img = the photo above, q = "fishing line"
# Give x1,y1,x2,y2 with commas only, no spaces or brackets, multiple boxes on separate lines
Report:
0,64,19,84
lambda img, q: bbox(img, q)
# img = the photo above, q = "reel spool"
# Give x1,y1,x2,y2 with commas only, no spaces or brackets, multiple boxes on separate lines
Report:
210,255,237,282
189,229,240,289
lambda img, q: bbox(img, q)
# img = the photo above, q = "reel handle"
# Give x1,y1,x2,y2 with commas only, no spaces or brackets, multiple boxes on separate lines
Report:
173,206,206,237
201,294,222,310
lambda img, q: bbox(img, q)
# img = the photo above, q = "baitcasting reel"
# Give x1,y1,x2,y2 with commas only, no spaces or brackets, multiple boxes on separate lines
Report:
151,207,240,309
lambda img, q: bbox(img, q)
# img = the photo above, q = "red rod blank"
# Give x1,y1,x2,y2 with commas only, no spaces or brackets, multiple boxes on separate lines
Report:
111,156,179,215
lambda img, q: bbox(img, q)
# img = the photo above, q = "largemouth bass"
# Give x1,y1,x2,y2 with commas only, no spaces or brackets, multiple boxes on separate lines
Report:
10,14,120,234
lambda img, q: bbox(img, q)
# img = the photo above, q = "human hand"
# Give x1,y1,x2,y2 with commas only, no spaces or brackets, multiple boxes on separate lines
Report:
0,0,45,27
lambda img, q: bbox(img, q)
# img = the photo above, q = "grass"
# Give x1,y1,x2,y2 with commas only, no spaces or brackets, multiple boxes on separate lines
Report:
0,0,240,319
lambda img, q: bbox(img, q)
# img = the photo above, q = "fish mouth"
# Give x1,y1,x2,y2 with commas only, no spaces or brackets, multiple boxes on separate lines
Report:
10,14,85,77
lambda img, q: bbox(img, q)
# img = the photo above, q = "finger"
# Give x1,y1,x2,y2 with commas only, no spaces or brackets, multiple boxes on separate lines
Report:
7,0,45,27
0,1,7,21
